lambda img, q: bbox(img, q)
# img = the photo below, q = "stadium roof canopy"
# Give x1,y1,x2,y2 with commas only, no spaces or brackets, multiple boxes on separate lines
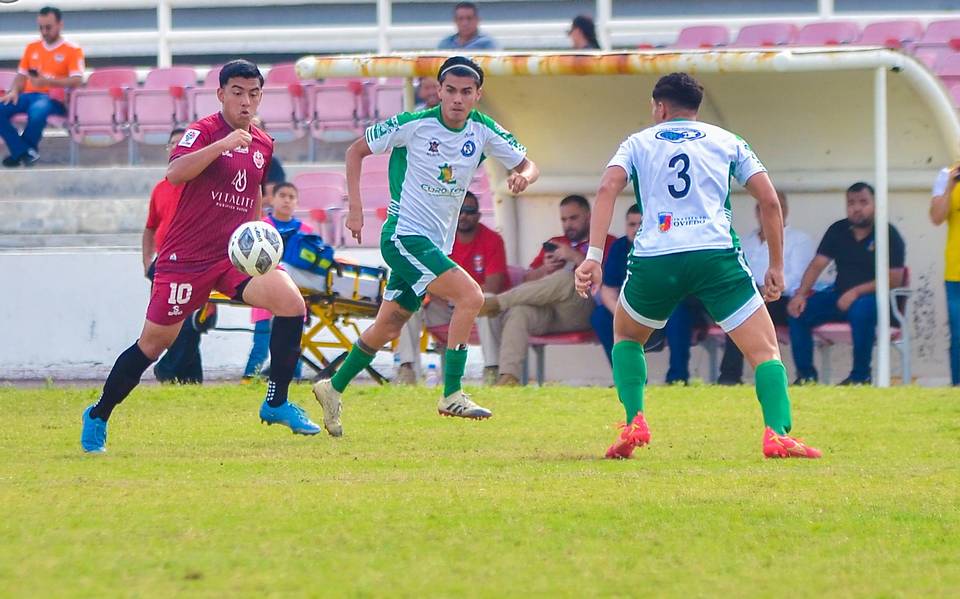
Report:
298,48,960,387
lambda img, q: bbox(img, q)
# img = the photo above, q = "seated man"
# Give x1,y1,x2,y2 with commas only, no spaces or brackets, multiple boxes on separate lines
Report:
395,191,509,383
481,194,615,385
590,203,641,365
0,6,83,166
788,182,906,385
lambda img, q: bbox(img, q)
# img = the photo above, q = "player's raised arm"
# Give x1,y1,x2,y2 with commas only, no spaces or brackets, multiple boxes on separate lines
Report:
167,128,250,185
745,171,785,302
344,137,373,243
575,165,628,298
506,158,539,193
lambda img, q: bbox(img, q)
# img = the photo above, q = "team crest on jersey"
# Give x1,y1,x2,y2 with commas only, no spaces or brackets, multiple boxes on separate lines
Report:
658,212,673,232
437,163,456,185
461,140,476,157
655,128,705,143
253,150,265,170
179,129,201,148
427,139,441,156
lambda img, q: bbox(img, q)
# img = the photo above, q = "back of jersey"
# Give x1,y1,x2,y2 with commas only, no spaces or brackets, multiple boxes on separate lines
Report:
607,120,766,258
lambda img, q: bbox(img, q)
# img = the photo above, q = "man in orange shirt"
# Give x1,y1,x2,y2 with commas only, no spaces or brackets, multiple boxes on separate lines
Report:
0,6,84,167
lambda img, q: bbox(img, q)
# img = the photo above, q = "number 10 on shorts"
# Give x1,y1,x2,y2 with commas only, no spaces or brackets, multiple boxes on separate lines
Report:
167,283,193,305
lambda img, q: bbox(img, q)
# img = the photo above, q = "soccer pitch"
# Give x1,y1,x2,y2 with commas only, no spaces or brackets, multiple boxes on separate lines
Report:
1,383,957,597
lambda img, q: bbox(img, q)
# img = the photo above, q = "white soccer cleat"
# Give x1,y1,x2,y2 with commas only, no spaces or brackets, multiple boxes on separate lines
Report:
438,391,492,420
311,379,343,437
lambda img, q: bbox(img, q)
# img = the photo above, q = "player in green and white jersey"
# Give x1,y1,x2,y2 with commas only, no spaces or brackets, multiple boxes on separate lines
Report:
313,56,539,436
575,73,821,460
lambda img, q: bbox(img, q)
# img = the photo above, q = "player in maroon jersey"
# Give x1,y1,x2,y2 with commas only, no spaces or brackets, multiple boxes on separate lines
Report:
80,60,321,453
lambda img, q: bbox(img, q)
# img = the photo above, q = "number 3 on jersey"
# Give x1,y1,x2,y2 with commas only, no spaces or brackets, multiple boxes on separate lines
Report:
668,153,691,199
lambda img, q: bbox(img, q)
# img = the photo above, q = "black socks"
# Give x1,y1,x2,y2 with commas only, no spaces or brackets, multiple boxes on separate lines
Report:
266,315,303,407
90,342,154,421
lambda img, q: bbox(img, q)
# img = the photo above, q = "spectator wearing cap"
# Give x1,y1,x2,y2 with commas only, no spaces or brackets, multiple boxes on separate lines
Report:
569,15,601,50
438,2,498,50
0,6,84,167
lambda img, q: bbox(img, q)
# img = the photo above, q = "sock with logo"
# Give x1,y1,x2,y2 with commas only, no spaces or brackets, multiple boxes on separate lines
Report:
443,345,468,397
266,316,303,407
331,341,377,393
755,359,792,435
612,340,646,422
89,342,155,421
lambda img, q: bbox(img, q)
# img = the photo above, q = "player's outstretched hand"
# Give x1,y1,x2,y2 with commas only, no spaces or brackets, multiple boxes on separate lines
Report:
763,267,784,303
345,208,363,243
221,128,253,151
575,260,601,299
506,172,529,194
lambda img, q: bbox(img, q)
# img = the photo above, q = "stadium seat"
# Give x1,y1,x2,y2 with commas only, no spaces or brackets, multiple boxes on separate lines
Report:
731,23,798,48
0,69,16,94
129,66,197,159
0,68,70,153
362,152,391,174
293,171,347,194
372,82,404,121
858,20,924,49
260,63,309,141
523,330,599,386
914,47,953,69
67,68,138,161
296,184,347,245
795,22,860,46
935,53,960,88
187,65,222,121
359,169,389,194
949,83,960,107
307,80,365,160
673,25,729,49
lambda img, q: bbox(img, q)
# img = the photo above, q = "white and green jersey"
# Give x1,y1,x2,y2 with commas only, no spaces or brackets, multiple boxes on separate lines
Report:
365,106,526,254
607,119,766,258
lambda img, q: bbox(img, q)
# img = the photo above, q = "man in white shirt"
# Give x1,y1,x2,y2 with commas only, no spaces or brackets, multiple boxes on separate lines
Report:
717,191,815,384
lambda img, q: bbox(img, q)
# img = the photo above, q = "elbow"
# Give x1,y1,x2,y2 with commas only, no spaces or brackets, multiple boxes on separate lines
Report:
166,166,184,186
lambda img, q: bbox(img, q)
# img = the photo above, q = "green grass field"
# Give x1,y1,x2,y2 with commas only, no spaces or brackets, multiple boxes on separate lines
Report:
1,382,958,597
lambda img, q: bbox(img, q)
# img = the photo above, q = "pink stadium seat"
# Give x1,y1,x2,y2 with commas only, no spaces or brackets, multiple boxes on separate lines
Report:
915,47,952,69
373,83,404,120
858,20,924,49
265,63,300,86
186,66,223,121
0,69,69,151
935,53,960,87
307,80,365,160
0,70,17,94
257,84,307,142
68,67,137,149
674,25,729,49
362,152,391,173
795,22,860,46
293,171,347,194
296,184,346,244
949,83,960,107
338,184,391,248
920,19,960,46
731,23,798,48
203,65,223,87
129,66,197,148
359,170,389,195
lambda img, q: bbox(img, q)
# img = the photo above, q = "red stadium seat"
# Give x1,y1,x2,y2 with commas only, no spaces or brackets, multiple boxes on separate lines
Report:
731,23,798,48
129,67,197,152
858,20,924,48
795,22,860,46
68,67,137,152
525,330,599,386
673,25,729,49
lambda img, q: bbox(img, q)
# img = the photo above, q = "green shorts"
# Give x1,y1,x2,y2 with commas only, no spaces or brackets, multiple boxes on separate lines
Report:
620,248,763,332
380,216,457,313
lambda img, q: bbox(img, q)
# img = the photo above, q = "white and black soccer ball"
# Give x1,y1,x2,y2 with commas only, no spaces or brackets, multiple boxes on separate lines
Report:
228,221,283,277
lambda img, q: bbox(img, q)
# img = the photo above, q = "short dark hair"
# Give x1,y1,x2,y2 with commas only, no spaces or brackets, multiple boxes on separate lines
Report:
560,194,590,211
454,2,478,14
219,59,264,88
438,56,484,88
39,6,62,21
462,191,479,205
273,181,298,196
847,181,875,197
626,203,641,216
168,127,187,143
652,73,704,112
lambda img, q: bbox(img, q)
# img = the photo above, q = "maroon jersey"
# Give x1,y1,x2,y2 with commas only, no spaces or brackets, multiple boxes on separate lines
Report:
157,112,273,270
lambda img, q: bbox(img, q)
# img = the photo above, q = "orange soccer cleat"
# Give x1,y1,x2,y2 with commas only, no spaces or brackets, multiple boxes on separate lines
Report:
762,427,822,459
604,413,651,459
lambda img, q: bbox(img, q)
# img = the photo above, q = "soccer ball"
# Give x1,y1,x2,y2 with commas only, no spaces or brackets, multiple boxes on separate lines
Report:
228,221,283,276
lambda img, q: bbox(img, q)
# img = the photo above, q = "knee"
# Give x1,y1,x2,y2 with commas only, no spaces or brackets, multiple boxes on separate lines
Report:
27,99,53,119
503,304,535,325
847,297,876,325
455,285,484,314
274,291,306,317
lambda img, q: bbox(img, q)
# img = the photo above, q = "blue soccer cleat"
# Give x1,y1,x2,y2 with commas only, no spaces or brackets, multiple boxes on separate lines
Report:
81,404,108,453
259,400,322,435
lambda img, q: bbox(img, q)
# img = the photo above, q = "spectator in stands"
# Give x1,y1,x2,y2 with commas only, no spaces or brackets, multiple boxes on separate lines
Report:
788,182,906,385
480,195,615,385
261,181,277,217
590,203,641,365
438,2,498,50
569,15,601,50
415,77,441,110
0,6,84,167
929,164,960,385
244,182,309,380
395,192,508,384
717,191,815,384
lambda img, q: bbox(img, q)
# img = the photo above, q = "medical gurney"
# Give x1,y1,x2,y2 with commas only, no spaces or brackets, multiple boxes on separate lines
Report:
210,261,390,383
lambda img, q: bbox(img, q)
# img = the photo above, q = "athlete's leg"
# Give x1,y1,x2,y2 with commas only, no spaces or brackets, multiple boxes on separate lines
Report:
613,302,654,423
425,266,483,397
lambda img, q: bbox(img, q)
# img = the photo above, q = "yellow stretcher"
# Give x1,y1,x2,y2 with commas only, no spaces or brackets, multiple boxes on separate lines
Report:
209,262,391,383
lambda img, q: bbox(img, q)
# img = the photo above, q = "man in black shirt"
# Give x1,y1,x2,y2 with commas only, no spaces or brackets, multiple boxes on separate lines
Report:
787,182,906,385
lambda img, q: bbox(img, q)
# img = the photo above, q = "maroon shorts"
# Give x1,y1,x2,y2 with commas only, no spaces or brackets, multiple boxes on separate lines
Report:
146,259,250,325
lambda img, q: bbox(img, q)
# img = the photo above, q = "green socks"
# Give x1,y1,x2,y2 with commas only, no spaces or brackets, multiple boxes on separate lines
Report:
330,342,376,393
612,340,646,422
755,359,792,434
443,346,468,397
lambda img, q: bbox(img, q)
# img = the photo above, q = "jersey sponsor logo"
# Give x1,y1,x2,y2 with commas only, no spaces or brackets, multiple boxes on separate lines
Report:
461,140,476,157
179,129,201,148
168,305,183,317
658,212,710,233
658,212,673,232
437,163,457,185
655,128,706,144
253,150,265,170
420,182,467,197
427,139,441,156
169,253,178,261
235,145,249,154
232,169,248,193
212,190,256,212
